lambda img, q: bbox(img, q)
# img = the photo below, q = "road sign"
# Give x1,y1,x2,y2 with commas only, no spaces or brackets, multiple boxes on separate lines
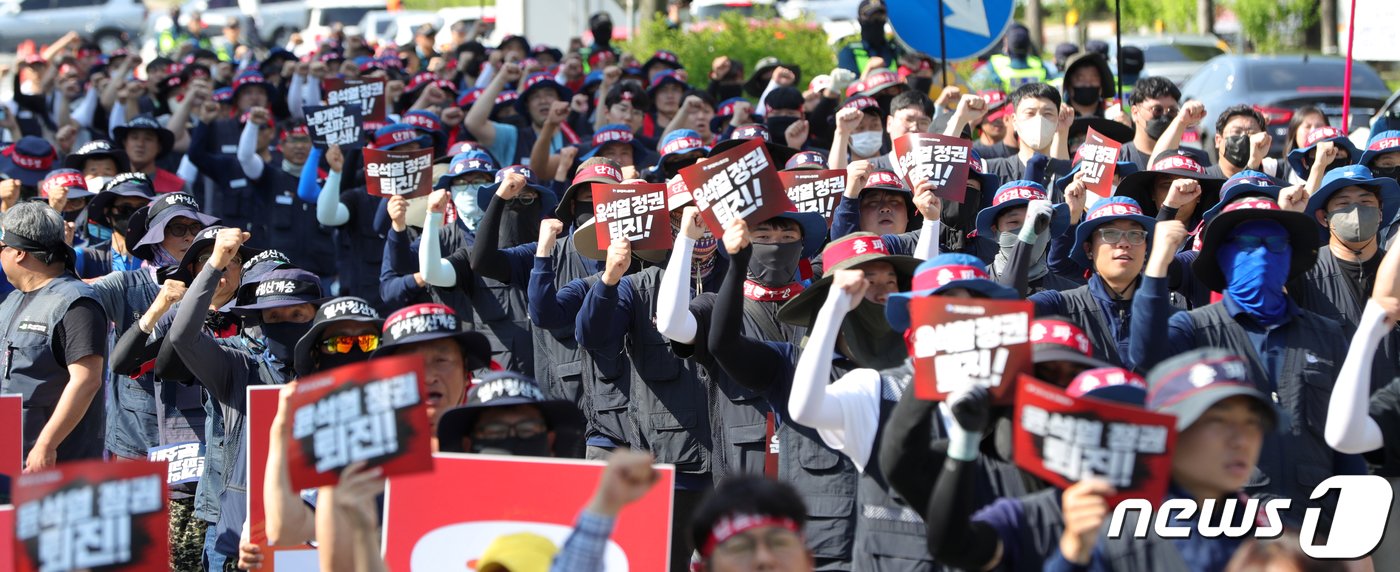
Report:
886,0,1016,62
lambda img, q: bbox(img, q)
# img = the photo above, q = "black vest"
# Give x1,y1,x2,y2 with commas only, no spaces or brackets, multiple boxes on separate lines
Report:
333,190,388,311
1290,248,1399,392
1056,285,1129,367
777,359,859,570
260,166,337,279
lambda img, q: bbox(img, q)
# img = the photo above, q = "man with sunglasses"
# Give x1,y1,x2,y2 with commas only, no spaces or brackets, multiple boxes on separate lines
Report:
1120,77,1212,171
1131,198,1366,532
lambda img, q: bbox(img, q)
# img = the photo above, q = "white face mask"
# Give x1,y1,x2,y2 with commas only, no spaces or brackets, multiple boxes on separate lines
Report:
849,131,883,157
450,183,488,230
1016,115,1055,151
85,175,112,193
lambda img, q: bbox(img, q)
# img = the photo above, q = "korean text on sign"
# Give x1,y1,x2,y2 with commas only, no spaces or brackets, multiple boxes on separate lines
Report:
148,442,204,485
909,297,1033,402
780,170,846,226
292,372,420,474
1078,127,1122,197
892,133,972,202
305,104,363,149
365,148,434,198
325,78,387,121
679,138,793,237
593,183,669,250
1022,405,1168,487
15,467,165,571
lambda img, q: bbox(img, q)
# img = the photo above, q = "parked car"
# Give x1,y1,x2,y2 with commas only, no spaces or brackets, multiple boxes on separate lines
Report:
0,0,144,52
1108,34,1228,86
1180,55,1390,159
690,0,776,21
184,0,310,48
300,0,387,51
778,0,859,22
358,10,439,49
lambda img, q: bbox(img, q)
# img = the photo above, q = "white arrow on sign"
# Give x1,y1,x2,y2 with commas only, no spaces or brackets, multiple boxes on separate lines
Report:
944,0,991,37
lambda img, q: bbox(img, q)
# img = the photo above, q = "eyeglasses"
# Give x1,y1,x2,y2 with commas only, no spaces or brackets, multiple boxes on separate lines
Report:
319,334,381,355
511,193,537,206
1229,234,1290,254
1140,104,1180,119
195,253,243,267
166,221,204,238
1096,228,1149,245
474,419,547,440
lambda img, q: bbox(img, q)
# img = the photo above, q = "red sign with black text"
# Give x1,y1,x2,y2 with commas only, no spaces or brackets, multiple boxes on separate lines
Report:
909,296,1032,402
247,387,319,571
780,170,846,226
1077,128,1122,199
13,460,168,572
679,138,794,237
324,77,388,122
593,183,671,251
384,454,675,571
365,147,435,199
892,133,972,202
1013,376,1177,508
286,354,434,490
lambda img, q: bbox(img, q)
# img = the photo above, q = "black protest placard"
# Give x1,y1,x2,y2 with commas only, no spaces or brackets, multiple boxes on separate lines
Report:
147,442,204,486
594,183,671,251
892,133,973,202
14,460,168,571
909,296,1033,403
304,104,364,150
364,147,435,199
779,170,846,227
679,138,794,237
324,77,387,122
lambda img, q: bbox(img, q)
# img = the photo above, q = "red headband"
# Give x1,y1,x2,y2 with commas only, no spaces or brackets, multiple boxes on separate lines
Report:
911,264,989,291
1030,319,1093,355
700,514,801,558
823,235,887,270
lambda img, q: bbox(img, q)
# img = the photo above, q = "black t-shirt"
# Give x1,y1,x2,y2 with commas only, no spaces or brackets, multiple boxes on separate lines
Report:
53,298,107,366
985,155,1073,188
1336,250,1384,306
973,141,1016,160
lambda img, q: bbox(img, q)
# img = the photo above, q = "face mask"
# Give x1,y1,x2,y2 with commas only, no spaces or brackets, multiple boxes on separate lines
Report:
994,230,1049,281
1328,203,1382,243
766,116,801,141
1145,114,1174,140
316,347,370,373
1223,135,1251,168
86,222,112,242
281,159,303,175
714,83,743,102
849,131,883,157
472,433,550,456
1325,156,1352,173
859,17,888,48
592,24,613,45
573,200,594,229
748,241,804,286
1070,86,1100,107
1372,165,1400,182
85,175,112,193
450,183,488,231
909,76,933,96
404,195,432,228
260,321,313,365
1016,116,1054,151
61,208,84,223
107,206,137,236
838,299,907,369
499,199,541,248
1220,221,1291,325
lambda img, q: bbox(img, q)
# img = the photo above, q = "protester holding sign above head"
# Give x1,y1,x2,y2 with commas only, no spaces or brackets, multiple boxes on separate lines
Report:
829,163,940,257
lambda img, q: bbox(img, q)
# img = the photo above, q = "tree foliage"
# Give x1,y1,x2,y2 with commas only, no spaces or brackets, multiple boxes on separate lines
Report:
620,11,836,90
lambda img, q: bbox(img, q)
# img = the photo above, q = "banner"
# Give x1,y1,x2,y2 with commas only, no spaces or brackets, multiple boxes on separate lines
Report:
1077,127,1122,200
384,454,675,570
0,395,20,493
286,354,433,490
13,460,168,571
1013,376,1177,508
780,170,846,226
892,133,972,202
593,182,671,251
679,138,794,237
0,506,12,572
365,147,435,199
248,387,319,572
304,104,364,150
324,77,388,122
147,442,203,486
909,296,1032,402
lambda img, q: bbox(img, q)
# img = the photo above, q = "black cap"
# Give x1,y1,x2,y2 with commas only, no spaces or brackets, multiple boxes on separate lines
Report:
293,296,385,377
763,86,804,112
435,371,586,454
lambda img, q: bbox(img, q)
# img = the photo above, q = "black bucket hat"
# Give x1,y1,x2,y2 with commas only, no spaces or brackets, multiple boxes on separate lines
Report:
435,371,586,454
129,192,220,262
293,296,385,377
166,225,262,283
63,139,130,172
372,303,492,370
113,115,176,160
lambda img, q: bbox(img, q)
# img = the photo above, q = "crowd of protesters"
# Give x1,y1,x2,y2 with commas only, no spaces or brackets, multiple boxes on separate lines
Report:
3,0,1400,570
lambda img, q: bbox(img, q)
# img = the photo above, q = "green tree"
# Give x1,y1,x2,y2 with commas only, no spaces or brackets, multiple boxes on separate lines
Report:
621,11,835,90
1228,0,1317,52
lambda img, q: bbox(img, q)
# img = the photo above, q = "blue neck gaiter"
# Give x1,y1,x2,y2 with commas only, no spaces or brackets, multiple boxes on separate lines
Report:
1219,220,1292,327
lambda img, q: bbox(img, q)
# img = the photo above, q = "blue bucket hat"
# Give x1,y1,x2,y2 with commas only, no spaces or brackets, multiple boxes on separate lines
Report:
1070,196,1156,267
765,210,828,259
1306,164,1400,238
1286,125,1359,180
1201,170,1282,225
646,69,688,98
515,73,572,119
402,109,446,149
372,123,431,150
580,123,653,163
476,164,558,216
1359,130,1400,168
0,136,57,187
657,129,710,169
885,253,1019,332
974,180,1070,239
435,151,498,189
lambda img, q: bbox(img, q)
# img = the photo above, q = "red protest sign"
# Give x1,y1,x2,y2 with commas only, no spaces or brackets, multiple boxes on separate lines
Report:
594,182,671,251
285,354,434,490
1078,127,1122,199
0,395,20,483
780,170,846,227
364,147,434,199
909,296,1032,403
324,77,388,122
0,506,13,572
892,133,972,203
13,460,168,572
384,454,675,570
247,387,319,571
679,138,794,237
1013,376,1177,508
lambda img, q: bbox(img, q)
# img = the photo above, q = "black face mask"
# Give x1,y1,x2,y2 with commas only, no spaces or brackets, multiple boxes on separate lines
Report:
500,200,542,248
61,207,85,223
1372,165,1400,182
714,83,744,102
573,200,594,229
1145,114,1174,140
592,24,613,47
1223,134,1251,168
106,206,138,236
748,241,804,286
766,116,801,142
908,76,933,96
860,17,888,49
839,299,907,369
1324,156,1352,173
472,433,550,456
261,321,313,365
315,348,370,373
1070,86,1101,107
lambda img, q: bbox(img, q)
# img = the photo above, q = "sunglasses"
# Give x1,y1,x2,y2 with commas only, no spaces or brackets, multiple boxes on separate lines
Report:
319,334,381,355
1096,228,1149,246
166,221,204,238
1229,234,1290,254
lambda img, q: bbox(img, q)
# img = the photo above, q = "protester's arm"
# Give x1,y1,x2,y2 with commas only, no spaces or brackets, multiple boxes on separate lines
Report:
237,107,268,180
656,207,704,344
709,236,791,392
316,462,385,572
828,106,860,168
287,71,305,119
831,160,874,238
789,271,866,430
166,80,200,153
70,86,97,129
911,179,943,260
1048,104,1073,160
1048,479,1115,571
529,101,569,176
1326,299,1398,454
1129,219,1194,372
1147,101,1204,166
418,192,458,288
316,145,350,226
113,279,185,375
942,94,987,138
917,388,1008,570
662,95,705,142
297,146,325,202
550,451,659,572
467,171,526,283
878,384,949,516
465,62,522,146
167,229,249,405
265,383,317,546
380,225,426,307
1306,141,1337,198
577,239,634,351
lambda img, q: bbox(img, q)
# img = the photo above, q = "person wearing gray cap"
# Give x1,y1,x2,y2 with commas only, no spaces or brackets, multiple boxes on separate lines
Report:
0,202,107,468
1049,348,1278,571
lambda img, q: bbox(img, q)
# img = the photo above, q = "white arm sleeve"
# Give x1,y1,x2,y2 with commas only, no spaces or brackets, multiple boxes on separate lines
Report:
315,170,350,226
915,219,942,261
420,212,458,287
789,286,858,431
71,88,97,129
304,75,321,108
237,119,265,180
176,155,199,183
108,101,127,139
655,234,698,344
1326,300,1390,454
287,74,305,119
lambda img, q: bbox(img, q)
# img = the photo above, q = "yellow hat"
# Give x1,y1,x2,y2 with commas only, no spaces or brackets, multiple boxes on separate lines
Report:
476,532,559,572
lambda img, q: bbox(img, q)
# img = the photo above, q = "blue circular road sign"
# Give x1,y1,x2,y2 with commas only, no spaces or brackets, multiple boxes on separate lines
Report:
887,0,1016,62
